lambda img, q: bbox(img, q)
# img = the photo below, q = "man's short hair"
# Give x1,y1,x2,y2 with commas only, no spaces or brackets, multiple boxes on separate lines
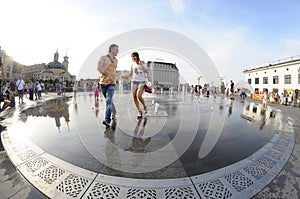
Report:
109,44,118,53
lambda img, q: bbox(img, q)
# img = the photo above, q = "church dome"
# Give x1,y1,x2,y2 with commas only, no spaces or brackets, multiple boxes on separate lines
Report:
46,60,66,70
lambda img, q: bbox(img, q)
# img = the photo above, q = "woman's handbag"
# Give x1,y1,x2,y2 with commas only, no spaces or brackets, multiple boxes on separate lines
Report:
144,85,152,93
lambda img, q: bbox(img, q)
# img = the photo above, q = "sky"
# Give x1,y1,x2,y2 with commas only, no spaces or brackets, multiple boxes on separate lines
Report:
1,0,300,84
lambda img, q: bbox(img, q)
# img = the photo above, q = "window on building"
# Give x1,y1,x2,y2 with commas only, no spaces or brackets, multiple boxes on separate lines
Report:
248,78,251,84
273,76,279,84
273,88,278,93
246,105,250,111
255,88,259,93
253,106,257,113
263,77,268,84
255,78,259,84
298,74,300,84
284,75,291,84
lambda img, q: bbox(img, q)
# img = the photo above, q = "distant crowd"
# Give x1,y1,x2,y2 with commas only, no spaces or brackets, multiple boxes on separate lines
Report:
0,76,72,113
261,90,299,107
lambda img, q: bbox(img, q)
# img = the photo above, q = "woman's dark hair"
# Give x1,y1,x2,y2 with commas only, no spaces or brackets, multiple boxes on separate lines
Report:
131,52,141,64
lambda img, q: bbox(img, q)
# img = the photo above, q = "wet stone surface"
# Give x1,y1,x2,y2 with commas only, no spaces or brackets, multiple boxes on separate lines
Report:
0,134,48,199
4,93,284,179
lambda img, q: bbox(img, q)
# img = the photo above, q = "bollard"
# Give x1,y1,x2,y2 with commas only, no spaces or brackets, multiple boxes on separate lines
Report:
154,102,159,114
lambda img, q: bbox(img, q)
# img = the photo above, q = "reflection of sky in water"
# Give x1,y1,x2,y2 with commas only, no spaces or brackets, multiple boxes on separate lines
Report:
7,94,285,177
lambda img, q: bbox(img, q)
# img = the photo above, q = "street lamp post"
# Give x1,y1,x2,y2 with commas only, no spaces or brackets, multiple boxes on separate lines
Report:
0,46,5,79
150,62,154,87
197,76,202,85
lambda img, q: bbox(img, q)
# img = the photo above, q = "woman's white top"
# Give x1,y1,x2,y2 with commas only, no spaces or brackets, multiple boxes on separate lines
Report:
288,94,293,102
131,62,147,82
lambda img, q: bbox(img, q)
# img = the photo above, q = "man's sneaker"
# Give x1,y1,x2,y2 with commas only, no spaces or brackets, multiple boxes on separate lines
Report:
102,120,110,128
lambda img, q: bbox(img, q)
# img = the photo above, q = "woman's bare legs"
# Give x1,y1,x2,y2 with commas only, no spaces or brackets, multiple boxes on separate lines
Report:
132,84,141,113
137,84,147,113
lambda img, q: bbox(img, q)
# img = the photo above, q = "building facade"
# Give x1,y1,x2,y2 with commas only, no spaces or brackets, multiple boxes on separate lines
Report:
243,57,300,95
0,48,16,80
146,61,180,88
3,55,14,80
22,50,75,82
22,63,45,80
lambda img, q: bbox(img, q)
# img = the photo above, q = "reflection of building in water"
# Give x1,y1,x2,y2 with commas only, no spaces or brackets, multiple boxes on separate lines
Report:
241,102,273,122
22,98,70,131
147,61,180,88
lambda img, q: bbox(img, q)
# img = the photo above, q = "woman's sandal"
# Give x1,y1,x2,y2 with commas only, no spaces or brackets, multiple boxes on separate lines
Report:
137,111,143,118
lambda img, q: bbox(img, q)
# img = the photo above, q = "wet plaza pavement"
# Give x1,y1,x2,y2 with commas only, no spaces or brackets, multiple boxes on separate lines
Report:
0,92,297,198
5,93,281,178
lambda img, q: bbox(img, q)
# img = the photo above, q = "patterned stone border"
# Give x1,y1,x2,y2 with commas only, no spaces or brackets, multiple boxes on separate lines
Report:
1,119,295,199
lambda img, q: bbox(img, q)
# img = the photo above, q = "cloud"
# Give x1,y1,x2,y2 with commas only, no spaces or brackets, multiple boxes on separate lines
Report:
169,0,186,14
181,25,269,82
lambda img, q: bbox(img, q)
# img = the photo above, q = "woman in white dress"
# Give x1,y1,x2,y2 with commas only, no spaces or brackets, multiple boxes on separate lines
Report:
262,89,268,108
122,52,148,118
288,92,293,107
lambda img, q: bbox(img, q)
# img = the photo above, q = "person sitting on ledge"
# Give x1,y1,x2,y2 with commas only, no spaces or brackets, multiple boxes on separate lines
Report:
1,89,15,112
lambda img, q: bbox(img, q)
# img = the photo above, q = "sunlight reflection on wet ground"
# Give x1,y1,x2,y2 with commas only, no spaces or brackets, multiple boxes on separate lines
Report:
5,93,284,179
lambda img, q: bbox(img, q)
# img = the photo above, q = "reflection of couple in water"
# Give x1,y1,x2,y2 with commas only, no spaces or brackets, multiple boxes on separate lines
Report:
104,117,150,152
127,118,151,152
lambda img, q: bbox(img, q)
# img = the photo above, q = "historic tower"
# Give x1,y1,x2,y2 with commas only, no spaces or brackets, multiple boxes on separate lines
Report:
54,49,59,61
63,52,69,71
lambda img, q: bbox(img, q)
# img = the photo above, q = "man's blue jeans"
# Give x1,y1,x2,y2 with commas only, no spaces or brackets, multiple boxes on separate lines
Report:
100,84,116,123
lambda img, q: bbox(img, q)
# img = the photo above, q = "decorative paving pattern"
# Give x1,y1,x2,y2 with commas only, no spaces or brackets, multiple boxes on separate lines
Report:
243,163,268,180
224,171,253,192
164,187,197,199
127,189,157,199
256,156,277,169
264,149,283,161
17,149,37,161
83,183,120,199
0,114,296,199
25,157,49,172
274,139,289,147
56,173,90,198
271,144,287,153
12,144,29,152
278,134,291,142
198,179,232,199
38,165,65,184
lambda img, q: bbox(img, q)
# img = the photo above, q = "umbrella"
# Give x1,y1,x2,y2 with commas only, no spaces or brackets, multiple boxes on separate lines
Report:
235,80,254,92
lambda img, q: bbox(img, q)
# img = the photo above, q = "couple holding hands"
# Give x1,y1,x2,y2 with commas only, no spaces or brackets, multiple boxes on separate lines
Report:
97,44,149,128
